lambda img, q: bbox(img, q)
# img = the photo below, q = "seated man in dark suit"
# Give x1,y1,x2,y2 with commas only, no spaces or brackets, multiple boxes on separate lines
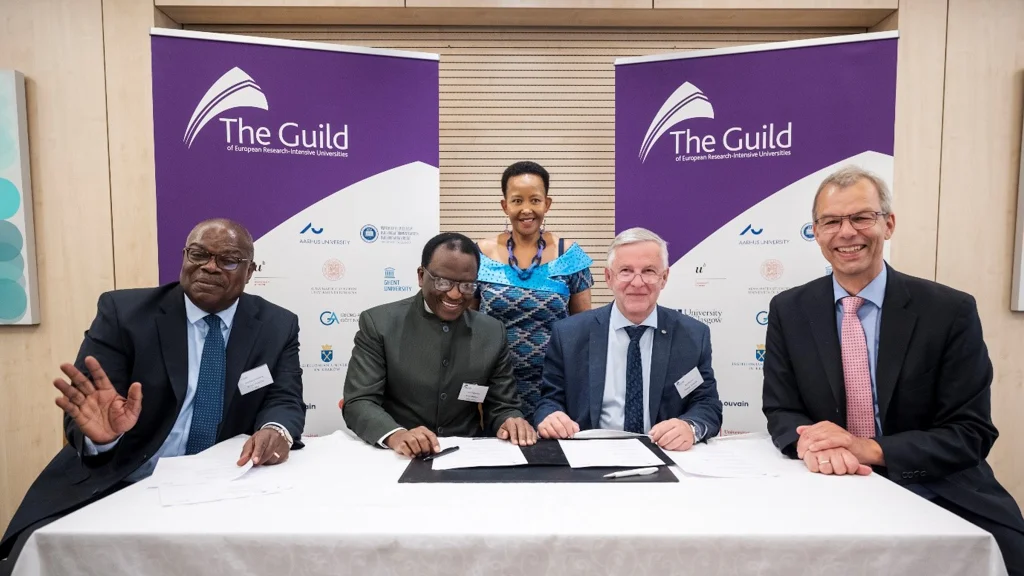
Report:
762,165,1024,575
0,218,305,573
343,232,536,457
534,227,722,451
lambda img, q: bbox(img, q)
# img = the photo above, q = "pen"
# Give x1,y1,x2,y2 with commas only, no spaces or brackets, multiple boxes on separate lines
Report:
421,446,460,461
603,466,659,479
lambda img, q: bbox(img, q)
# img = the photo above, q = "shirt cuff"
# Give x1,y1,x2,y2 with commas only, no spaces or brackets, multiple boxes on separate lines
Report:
378,427,405,448
261,422,294,446
83,435,121,456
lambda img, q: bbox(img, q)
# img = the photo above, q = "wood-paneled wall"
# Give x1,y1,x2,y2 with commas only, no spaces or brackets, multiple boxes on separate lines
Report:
0,0,114,528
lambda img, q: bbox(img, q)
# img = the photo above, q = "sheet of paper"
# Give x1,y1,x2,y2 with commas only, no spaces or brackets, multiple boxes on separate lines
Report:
150,454,254,486
158,477,292,506
430,437,528,471
667,436,788,478
557,439,664,468
570,429,648,440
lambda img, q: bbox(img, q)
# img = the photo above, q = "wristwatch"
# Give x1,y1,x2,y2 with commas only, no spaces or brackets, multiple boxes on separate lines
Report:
684,420,701,442
262,423,293,446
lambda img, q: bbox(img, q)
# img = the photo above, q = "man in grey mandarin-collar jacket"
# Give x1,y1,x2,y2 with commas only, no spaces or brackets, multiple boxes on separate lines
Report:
342,233,535,456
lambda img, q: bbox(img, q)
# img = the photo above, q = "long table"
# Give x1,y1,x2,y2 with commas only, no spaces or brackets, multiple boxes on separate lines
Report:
12,432,1007,576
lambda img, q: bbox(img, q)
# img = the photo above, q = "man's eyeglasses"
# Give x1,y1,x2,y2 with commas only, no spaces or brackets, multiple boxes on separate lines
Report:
423,269,478,295
183,247,251,271
614,269,664,284
814,211,888,234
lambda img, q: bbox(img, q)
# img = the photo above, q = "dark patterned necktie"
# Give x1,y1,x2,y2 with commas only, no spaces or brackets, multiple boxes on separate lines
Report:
623,325,648,433
186,314,226,454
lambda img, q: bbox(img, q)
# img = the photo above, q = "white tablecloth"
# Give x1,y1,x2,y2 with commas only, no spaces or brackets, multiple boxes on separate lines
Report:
13,432,1007,576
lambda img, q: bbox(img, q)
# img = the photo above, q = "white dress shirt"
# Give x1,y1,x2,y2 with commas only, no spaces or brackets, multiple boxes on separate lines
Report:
600,305,658,433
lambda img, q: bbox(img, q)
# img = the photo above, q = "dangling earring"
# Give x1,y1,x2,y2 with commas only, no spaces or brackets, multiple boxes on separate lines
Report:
504,217,511,235
539,221,546,236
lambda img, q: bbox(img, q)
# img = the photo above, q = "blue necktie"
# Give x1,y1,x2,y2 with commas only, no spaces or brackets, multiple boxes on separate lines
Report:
623,325,647,434
186,314,226,455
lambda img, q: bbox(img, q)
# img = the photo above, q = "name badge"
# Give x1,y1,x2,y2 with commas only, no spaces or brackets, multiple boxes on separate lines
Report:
673,367,703,399
458,383,489,403
238,364,274,395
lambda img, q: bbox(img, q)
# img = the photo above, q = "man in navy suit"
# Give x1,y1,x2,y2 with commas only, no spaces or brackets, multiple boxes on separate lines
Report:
534,227,722,450
1,219,305,574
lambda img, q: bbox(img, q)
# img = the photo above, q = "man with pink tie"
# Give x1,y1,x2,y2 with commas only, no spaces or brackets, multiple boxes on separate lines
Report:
762,165,1024,575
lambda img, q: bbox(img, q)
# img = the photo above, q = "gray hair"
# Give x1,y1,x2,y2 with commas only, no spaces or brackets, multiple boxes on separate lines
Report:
812,165,893,221
607,227,670,269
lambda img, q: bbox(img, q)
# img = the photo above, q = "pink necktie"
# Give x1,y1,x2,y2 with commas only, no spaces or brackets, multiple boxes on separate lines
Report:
841,296,875,438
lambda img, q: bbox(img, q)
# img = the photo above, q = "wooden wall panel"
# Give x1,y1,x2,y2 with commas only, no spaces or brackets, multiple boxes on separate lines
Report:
0,0,113,531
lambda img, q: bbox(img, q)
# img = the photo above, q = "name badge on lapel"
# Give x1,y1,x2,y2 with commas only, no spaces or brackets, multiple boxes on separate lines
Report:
458,383,489,402
238,364,274,395
673,367,703,399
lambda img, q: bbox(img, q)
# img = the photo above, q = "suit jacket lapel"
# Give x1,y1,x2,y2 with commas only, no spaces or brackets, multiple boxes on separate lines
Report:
648,307,671,422
223,294,262,419
808,276,845,413
588,305,612,428
876,265,915,425
155,286,189,411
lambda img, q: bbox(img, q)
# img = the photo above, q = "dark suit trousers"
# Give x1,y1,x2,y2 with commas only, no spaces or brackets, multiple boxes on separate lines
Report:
0,481,130,575
933,495,1024,576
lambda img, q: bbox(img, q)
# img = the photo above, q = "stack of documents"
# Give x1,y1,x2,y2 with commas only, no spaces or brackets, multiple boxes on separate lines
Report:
431,437,528,471
149,453,293,506
666,434,794,478
557,439,665,468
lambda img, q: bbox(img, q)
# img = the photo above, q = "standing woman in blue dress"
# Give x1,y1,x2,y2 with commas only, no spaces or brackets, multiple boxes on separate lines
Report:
474,161,594,423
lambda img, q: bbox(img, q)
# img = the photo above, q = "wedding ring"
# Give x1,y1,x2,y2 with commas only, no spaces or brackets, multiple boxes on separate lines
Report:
819,459,831,465
273,452,281,459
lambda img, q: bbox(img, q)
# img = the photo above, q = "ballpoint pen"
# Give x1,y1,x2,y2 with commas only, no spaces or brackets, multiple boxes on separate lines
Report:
420,446,460,461
603,466,659,479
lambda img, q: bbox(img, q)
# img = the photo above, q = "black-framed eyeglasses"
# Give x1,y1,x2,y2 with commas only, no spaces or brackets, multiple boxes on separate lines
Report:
422,268,478,295
183,247,251,271
814,211,888,234
614,269,664,284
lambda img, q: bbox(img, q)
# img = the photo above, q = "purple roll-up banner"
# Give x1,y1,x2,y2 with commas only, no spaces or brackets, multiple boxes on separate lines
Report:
152,29,440,434
615,32,897,435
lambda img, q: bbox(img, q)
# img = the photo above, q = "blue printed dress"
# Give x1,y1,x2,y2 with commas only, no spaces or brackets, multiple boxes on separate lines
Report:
476,242,594,423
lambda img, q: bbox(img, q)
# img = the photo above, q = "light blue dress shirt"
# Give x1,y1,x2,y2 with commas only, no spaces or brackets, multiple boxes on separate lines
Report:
833,265,885,437
600,306,706,439
84,295,238,482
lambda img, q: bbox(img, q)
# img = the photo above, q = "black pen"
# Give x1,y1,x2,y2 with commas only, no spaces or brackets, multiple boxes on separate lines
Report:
420,446,460,461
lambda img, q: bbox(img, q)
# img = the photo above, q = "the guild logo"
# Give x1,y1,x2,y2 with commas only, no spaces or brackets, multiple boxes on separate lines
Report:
801,222,815,241
639,82,714,163
322,258,345,281
184,67,268,148
760,259,784,281
360,224,379,243
320,344,333,363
